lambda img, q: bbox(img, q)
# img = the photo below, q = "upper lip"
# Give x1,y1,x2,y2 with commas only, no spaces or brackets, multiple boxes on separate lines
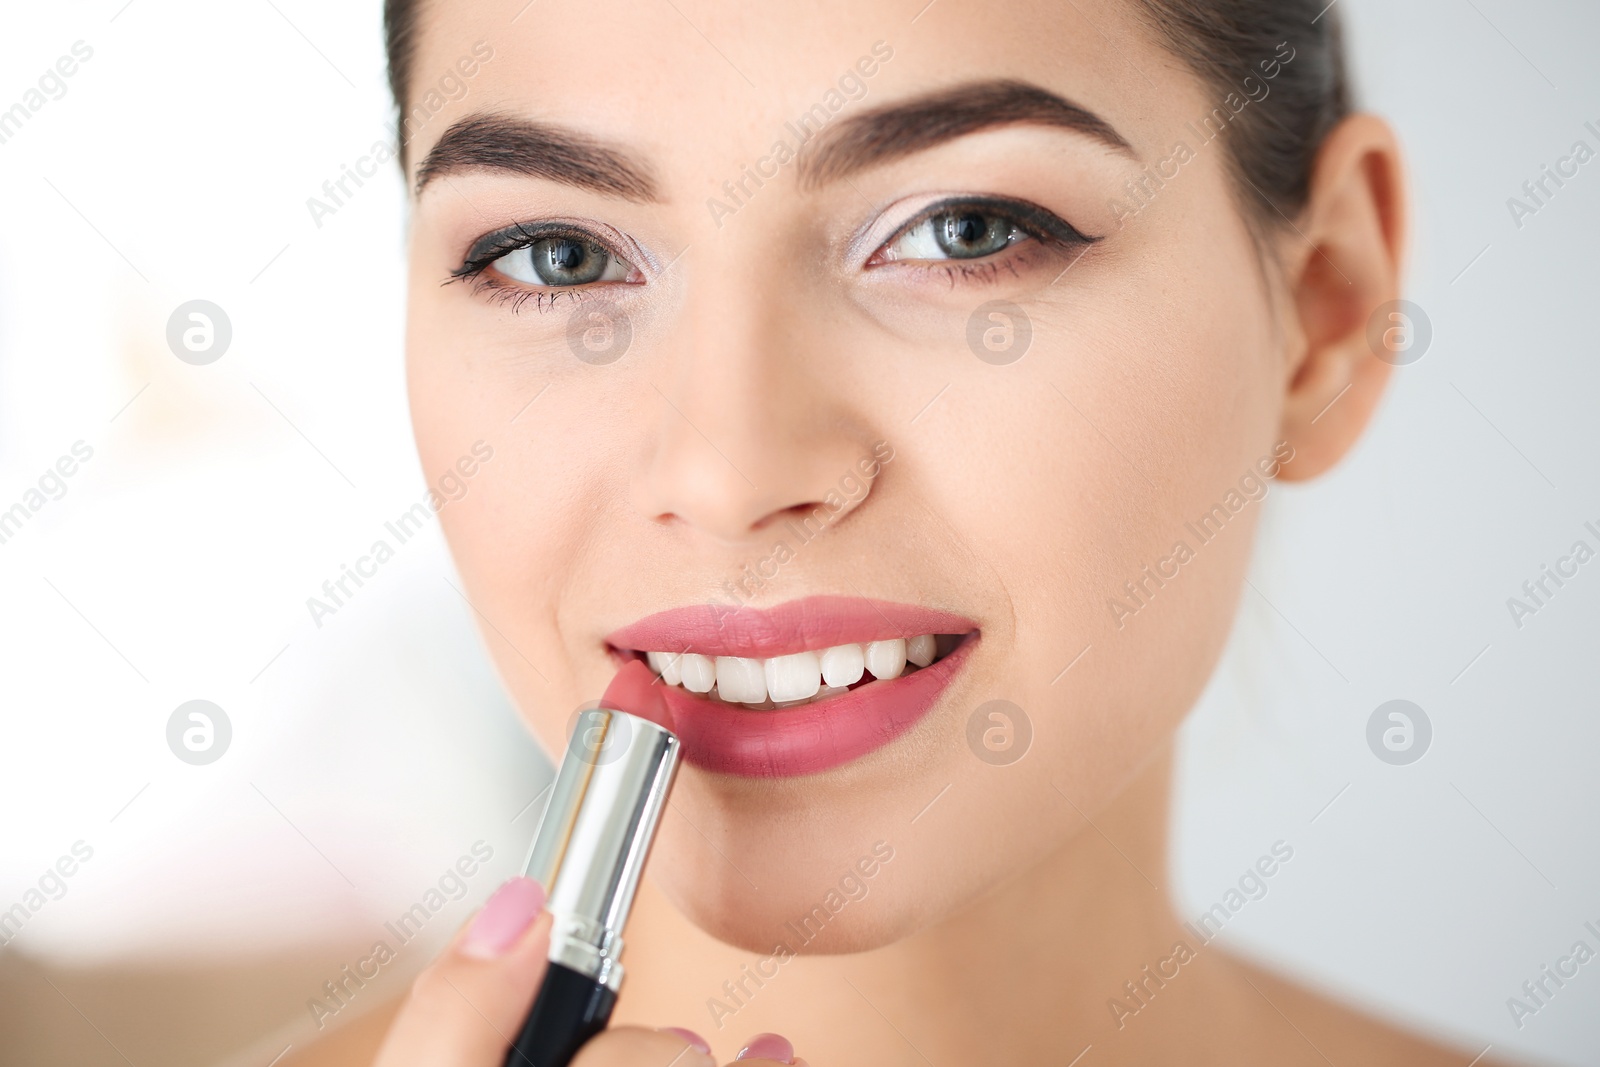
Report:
606,595,978,659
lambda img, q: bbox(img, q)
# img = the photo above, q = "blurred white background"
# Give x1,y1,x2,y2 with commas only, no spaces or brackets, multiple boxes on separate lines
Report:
0,0,1595,1064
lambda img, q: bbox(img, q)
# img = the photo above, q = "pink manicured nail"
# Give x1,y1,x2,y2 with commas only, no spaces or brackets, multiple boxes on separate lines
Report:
736,1033,794,1063
659,1027,711,1055
460,877,545,959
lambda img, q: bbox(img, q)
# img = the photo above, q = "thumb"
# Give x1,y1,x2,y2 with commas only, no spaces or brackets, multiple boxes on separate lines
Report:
374,877,551,1067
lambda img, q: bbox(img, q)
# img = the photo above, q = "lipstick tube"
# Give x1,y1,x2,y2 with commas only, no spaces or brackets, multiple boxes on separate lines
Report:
503,707,681,1067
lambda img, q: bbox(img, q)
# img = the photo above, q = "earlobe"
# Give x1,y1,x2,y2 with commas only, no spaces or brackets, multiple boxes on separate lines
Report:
1276,113,1409,482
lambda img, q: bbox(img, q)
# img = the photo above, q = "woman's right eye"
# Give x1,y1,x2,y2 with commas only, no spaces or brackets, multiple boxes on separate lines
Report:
491,237,633,287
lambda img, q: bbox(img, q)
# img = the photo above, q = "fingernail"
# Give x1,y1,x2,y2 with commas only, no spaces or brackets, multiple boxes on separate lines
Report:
460,877,545,959
736,1033,794,1063
658,1027,711,1055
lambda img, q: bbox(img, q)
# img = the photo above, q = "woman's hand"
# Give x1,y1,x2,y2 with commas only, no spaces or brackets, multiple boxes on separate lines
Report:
373,876,807,1067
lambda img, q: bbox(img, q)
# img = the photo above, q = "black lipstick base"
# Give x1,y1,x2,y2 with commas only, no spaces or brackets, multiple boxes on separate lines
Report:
503,962,618,1067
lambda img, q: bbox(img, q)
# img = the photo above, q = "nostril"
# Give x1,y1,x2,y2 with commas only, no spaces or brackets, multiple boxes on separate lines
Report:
768,495,855,543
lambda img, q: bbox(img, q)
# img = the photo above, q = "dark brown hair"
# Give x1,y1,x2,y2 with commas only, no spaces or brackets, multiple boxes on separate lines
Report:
382,0,420,154
382,0,1350,228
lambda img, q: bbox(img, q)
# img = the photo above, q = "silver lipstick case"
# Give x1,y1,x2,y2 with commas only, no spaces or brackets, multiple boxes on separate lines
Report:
521,707,681,992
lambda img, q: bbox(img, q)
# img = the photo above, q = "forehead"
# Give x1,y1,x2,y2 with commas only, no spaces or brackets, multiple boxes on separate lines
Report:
402,0,1197,188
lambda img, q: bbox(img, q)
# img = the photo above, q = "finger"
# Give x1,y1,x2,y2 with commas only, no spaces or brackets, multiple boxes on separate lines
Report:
374,877,550,1067
569,1024,715,1067
726,1032,807,1066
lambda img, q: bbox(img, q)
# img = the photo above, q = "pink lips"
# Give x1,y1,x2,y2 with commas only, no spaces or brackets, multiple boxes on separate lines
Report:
604,596,978,779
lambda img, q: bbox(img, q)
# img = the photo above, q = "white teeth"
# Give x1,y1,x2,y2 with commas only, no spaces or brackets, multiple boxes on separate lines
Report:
864,638,907,681
679,653,716,693
820,643,865,687
765,651,821,702
906,634,936,668
715,656,766,703
641,634,953,708
646,650,683,686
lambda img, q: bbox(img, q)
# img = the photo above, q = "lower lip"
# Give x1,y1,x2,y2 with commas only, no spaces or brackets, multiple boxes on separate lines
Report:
656,637,977,778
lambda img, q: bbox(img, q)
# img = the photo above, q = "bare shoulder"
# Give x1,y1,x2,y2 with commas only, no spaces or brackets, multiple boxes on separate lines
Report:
1230,956,1515,1067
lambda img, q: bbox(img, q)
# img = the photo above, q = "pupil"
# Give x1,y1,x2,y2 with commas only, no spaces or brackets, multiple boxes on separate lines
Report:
946,213,988,246
547,239,586,272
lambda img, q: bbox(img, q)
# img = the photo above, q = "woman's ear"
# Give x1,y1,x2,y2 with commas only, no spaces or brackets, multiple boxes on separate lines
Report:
1275,112,1409,482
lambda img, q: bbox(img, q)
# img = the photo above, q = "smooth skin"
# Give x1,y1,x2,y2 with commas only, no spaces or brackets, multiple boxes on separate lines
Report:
286,0,1509,1063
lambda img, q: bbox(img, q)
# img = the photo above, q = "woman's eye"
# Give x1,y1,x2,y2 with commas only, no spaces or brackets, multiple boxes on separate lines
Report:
882,210,1030,262
492,237,632,287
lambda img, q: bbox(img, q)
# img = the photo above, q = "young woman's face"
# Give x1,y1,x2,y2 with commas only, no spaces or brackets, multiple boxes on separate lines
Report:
404,0,1297,951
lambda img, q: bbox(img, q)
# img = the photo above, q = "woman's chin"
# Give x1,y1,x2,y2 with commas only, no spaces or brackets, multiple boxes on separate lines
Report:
651,855,924,957
672,886,914,957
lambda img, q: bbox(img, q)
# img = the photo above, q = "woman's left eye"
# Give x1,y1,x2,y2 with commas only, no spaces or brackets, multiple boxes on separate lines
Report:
869,198,1098,271
491,236,632,287
880,209,1030,262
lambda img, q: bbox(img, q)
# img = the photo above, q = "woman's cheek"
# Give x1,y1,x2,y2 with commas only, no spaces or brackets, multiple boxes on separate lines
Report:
403,308,575,738
994,235,1278,789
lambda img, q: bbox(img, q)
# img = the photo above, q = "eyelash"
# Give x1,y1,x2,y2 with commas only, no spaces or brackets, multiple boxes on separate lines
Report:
448,198,1099,313
872,195,1099,263
455,278,599,315
445,221,634,312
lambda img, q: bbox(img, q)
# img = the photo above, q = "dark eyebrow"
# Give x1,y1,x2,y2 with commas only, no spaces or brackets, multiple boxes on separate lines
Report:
797,79,1133,189
414,112,659,201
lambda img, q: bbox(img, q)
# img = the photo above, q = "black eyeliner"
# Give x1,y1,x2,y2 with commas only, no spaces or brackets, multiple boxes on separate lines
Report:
452,221,614,281
893,195,1101,252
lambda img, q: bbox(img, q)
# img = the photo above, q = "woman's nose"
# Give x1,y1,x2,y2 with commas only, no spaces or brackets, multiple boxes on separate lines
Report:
633,277,882,545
